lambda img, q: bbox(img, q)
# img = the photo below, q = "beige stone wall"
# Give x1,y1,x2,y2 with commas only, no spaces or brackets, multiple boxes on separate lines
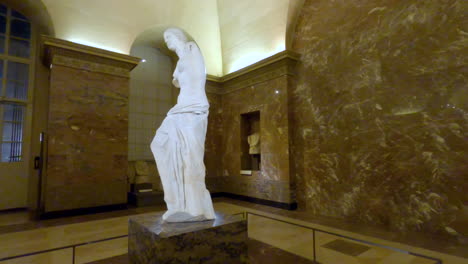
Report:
292,0,468,237
128,46,173,161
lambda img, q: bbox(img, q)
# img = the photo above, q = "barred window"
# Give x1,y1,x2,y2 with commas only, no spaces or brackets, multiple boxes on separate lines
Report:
0,4,31,162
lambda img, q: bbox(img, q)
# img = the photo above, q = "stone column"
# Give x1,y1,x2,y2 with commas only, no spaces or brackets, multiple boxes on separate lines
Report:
41,36,140,213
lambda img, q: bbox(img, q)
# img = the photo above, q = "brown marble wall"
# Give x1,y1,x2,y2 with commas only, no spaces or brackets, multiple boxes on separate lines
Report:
220,76,292,203
205,80,224,181
204,53,299,204
292,0,468,237
43,37,139,212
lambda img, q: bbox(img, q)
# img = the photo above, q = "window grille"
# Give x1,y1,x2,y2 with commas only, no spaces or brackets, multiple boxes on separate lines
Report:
0,4,31,162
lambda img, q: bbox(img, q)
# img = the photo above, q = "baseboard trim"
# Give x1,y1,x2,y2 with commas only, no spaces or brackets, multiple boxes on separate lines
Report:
211,192,297,210
40,203,128,219
38,193,296,219
0,207,27,214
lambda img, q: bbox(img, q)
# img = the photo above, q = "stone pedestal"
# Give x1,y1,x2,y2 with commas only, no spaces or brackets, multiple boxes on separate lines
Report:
129,212,247,263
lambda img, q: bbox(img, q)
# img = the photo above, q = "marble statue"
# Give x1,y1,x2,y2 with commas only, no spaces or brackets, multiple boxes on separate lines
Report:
247,133,260,154
151,27,215,222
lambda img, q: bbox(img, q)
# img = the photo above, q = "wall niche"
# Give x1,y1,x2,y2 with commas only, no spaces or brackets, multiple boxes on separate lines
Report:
240,111,260,174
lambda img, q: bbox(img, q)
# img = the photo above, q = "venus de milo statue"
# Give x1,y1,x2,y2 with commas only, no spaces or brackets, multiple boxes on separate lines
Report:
150,28,215,222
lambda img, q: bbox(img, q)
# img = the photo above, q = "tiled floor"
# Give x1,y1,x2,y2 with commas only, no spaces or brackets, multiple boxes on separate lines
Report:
248,214,437,264
0,200,465,264
220,199,467,259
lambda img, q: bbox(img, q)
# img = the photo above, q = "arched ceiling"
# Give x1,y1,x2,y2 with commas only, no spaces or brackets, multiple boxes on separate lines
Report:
217,0,291,74
36,0,301,77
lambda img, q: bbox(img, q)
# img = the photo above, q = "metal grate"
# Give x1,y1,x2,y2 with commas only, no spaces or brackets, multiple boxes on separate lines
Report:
1,103,24,162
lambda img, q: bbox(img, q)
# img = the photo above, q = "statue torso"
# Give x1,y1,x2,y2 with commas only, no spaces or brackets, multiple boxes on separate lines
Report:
173,42,208,107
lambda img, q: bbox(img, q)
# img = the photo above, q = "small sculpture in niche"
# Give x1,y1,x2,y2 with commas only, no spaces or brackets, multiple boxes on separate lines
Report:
248,132,260,154
132,161,153,193
150,27,215,222
240,111,261,172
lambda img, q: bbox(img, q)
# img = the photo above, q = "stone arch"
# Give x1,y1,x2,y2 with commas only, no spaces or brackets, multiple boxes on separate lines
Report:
131,24,196,61
285,0,305,50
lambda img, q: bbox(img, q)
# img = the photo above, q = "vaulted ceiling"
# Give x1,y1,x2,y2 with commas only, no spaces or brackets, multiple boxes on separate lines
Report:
5,0,304,76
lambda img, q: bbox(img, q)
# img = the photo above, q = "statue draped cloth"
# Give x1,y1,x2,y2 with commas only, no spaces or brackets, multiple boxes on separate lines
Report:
151,102,215,220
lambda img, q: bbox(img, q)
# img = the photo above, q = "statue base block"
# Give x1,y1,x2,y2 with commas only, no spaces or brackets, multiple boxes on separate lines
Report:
128,211,247,264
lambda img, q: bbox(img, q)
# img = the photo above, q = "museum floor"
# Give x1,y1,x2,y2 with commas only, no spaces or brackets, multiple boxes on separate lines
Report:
0,198,465,264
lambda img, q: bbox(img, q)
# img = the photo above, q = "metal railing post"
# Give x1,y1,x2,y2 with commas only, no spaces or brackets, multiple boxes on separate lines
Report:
313,229,317,263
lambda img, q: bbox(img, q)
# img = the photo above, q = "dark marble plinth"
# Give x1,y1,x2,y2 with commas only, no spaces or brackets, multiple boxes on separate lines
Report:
91,239,316,264
128,211,247,264
127,191,164,207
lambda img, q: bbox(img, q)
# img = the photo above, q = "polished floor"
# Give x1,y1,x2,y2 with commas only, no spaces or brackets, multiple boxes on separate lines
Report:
0,199,465,264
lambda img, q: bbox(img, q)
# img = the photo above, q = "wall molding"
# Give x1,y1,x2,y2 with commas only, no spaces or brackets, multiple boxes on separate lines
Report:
42,36,141,78
206,50,299,94
206,176,293,204
39,203,127,219
211,192,297,210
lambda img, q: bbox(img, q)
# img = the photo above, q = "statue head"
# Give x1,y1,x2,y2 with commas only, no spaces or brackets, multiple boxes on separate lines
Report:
164,27,188,52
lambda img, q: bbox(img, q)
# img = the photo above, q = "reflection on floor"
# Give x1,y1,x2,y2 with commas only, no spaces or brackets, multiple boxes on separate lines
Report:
0,200,464,264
